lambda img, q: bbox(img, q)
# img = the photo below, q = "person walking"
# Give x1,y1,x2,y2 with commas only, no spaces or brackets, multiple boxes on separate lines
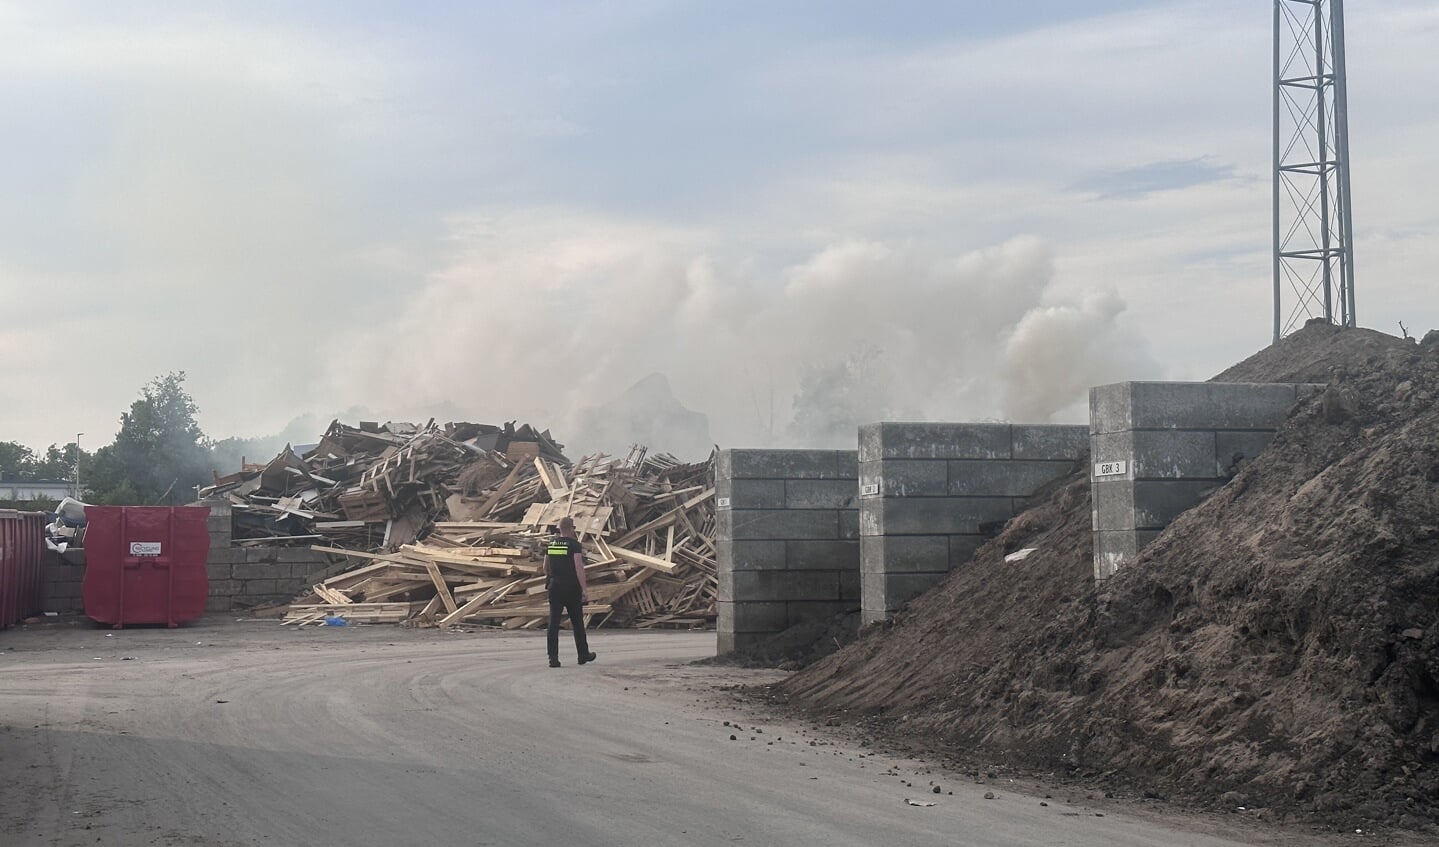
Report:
545,516,597,668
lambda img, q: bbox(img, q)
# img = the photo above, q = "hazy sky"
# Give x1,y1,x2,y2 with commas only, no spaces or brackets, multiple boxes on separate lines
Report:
2,1,1436,456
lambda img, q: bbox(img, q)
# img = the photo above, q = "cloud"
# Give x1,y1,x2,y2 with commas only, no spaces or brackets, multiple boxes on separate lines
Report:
1071,158,1238,199
0,7,403,448
2,0,1437,456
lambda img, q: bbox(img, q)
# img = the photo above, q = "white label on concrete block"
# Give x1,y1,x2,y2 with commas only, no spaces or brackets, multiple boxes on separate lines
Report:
859,483,880,497
1093,460,1128,478
716,497,731,509
129,542,162,557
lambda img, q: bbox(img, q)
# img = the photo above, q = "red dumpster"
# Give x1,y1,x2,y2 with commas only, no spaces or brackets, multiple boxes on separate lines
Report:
0,510,46,629
82,506,210,628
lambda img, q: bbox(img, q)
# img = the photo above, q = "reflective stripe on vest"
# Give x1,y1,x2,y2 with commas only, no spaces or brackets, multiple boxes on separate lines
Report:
547,542,570,556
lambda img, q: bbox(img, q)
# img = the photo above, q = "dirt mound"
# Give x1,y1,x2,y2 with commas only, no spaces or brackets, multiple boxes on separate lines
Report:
701,610,863,670
778,324,1439,832
1213,320,1424,384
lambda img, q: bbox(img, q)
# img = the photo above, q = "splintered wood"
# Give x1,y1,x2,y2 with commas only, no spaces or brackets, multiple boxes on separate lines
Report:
201,423,715,629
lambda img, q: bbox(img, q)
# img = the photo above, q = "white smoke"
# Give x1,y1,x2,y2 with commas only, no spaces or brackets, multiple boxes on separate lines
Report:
1001,291,1162,423
329,210,1161,455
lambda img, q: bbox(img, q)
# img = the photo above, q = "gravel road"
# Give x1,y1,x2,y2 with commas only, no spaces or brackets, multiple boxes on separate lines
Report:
1,619,1306,846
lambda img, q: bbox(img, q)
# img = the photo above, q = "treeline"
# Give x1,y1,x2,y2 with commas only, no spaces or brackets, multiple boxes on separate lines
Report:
1,372,270,507
0,442,81,484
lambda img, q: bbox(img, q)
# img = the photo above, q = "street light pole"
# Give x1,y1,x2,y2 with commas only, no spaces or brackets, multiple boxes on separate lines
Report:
74,433,84,500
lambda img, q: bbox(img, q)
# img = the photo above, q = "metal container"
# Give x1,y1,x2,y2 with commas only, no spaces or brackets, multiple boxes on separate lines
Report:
0,510,45,629
82,506,210,628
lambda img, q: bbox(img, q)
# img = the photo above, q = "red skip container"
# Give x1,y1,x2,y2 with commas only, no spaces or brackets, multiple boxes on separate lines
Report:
0,510,46,629
83,506,211,628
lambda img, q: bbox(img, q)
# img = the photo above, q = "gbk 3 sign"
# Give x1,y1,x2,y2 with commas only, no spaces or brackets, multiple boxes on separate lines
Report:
1093,460,1128,478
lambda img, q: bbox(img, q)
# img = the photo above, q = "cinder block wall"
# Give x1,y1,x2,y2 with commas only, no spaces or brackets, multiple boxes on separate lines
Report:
858,423,1087,623
1090,381,1319,580
200,499,331,611
715,449,860,654
42,549,84,613
204,547,330,611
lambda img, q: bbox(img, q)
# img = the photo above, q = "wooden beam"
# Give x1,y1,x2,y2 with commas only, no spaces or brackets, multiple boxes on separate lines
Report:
424,560,459,615
609,545,678,574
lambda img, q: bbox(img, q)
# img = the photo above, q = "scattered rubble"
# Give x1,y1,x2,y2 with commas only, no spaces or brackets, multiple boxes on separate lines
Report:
201,420,717,629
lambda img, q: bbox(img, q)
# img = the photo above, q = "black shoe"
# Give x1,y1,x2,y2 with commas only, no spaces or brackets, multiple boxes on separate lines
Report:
578,652,597,665
549,657,561,668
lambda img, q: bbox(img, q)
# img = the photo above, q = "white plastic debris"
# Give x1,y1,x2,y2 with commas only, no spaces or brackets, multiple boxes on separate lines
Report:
1004,548,1038,563
55,497,88,522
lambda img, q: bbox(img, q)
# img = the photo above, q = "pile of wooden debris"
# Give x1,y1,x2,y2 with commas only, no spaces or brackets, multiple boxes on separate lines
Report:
200,420,716,629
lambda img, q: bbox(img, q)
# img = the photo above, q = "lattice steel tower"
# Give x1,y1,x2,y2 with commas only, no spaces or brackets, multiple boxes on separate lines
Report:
1273,0,1356,342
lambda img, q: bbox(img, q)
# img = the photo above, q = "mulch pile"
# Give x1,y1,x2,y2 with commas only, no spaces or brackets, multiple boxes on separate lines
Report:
775,323,1439,832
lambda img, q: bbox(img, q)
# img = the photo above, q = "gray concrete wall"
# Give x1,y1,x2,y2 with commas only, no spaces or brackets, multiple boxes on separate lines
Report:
42,549,84,613
715,449,859,655
858,422,1087,623
200,499,331,611
1090,381,1319,580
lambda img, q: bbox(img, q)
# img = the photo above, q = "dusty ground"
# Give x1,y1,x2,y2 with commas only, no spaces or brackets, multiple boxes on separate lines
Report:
0,617,1394,847
777,325,1439,839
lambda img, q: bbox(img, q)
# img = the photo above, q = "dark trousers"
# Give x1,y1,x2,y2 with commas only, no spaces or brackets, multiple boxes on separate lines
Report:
547,586,590,659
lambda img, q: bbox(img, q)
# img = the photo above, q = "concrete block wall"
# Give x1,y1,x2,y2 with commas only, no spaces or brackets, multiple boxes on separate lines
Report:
715,449,860,654
858,423,1088,623
205,498,231,554
1090,381,1319,580
199,499,331,611
42,549,85,613
203,545,331,612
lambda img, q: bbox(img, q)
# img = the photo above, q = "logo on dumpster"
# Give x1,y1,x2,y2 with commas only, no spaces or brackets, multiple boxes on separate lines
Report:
129,542,162,557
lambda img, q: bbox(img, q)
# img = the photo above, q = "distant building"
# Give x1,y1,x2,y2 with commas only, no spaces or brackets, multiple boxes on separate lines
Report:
0,480,73,502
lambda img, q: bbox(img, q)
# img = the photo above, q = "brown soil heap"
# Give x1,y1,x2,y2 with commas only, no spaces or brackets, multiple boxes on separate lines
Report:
779,324,1439,830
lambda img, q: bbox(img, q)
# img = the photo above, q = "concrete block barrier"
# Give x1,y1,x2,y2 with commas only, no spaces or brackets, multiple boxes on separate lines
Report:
859,422,1085,623
1089,381,1319,580
715,449,859,654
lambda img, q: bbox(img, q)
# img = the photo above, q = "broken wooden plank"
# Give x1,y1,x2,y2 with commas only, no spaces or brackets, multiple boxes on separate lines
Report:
609,544,678,574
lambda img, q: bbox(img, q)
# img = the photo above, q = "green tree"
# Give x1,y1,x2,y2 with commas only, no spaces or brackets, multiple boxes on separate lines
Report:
86,372,213,505
0,441,38,480
33,442,89,482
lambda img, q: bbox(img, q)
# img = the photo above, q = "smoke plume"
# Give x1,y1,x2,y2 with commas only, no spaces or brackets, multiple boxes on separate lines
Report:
1001,291,1162,423
329,211,1161,456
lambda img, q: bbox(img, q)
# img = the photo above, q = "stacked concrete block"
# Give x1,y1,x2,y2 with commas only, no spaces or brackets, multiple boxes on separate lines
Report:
204,498,231,551
1090,381,1319,580
859,423,1088,623
204,547,330,612
715,449,860,654
196,498,332,611
42,549,86,614
201,498,241,611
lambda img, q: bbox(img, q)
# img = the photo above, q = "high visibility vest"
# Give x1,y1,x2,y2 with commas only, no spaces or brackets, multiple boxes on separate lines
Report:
545,537,581,589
